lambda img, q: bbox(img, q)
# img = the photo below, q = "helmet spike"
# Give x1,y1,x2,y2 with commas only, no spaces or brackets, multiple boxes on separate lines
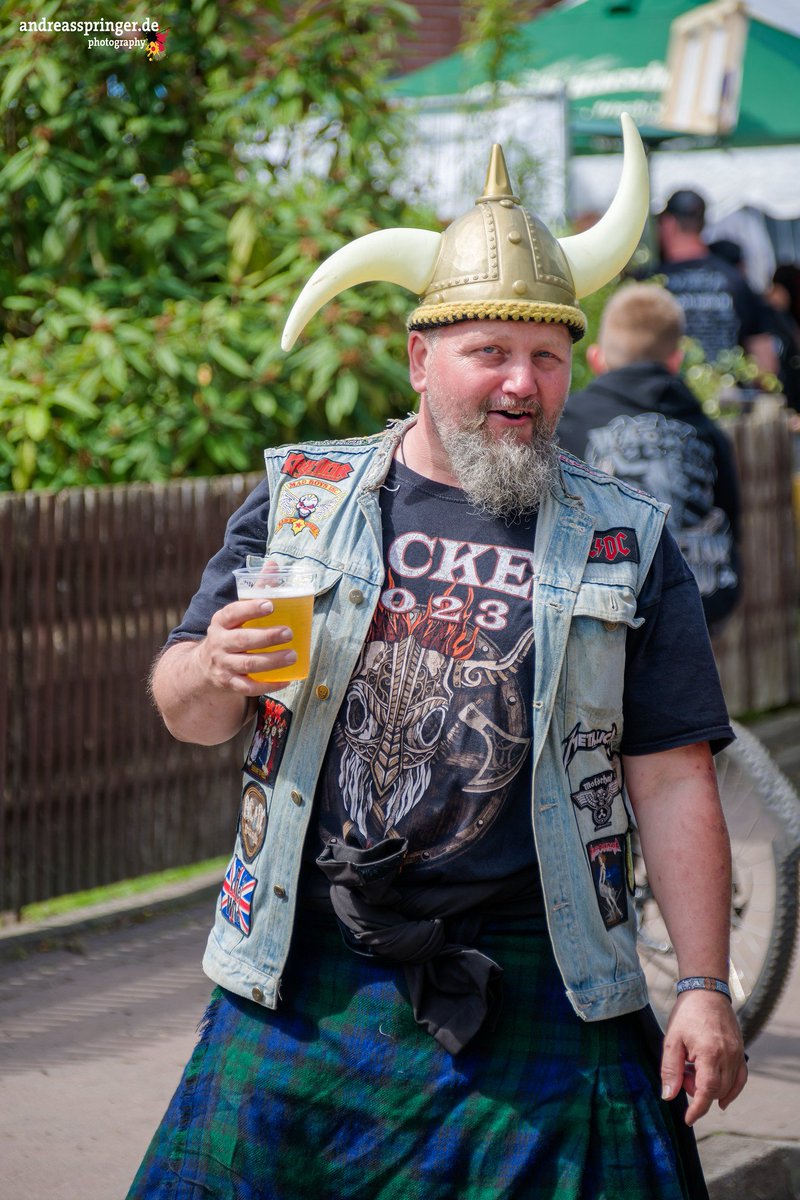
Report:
478,144,519,203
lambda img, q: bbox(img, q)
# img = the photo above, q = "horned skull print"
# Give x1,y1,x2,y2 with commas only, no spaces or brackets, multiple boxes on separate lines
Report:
315,461,547,890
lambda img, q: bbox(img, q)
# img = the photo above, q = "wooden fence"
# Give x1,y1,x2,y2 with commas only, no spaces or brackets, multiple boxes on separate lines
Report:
1,401,798,912
1,474,261,914
712,394,800,715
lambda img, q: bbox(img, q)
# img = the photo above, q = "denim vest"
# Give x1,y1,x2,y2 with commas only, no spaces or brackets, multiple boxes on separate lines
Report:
202,419,668,1022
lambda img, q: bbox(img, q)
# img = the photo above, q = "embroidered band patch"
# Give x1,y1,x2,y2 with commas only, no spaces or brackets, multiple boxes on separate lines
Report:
587,836,628,929
562,723,617,770
240,781,268,862
281,452,353,483
275,476,345,538
571,768,621,830
588,528,639,564
244,697,292,787
220,856,257,936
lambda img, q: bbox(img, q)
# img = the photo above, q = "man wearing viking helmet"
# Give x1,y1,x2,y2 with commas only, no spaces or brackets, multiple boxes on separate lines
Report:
133,116,746,1200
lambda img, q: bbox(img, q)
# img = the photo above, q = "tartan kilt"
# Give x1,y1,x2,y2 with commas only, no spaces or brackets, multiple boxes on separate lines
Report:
127,912,706,1200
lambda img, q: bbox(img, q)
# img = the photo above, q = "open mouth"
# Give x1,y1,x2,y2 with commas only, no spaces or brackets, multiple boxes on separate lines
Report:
489,409,532,422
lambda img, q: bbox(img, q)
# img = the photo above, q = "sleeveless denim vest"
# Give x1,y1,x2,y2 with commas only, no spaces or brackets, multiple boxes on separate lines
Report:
202,419,668,1022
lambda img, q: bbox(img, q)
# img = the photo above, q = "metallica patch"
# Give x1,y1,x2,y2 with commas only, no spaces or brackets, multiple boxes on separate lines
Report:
587,835,628,929
571,768,621,830
562,722,617,770
240,781,268,862
588,528,639,564
244,697,292,787
220,856,257,936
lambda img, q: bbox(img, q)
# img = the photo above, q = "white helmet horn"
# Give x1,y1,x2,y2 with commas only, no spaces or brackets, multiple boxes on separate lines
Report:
558,113,650,299
281,228,442,351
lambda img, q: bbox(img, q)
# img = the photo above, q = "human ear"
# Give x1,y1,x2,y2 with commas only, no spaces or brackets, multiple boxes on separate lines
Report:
665,347,684,375
586,343,606,376
408,331,432,392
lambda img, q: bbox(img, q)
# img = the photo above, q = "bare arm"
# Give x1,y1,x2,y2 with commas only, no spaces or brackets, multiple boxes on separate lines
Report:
744,331,780,378
150,597,296,745
624,741,747,1125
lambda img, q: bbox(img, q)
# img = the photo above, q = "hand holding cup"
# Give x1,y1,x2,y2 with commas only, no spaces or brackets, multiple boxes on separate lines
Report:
232,559,315,685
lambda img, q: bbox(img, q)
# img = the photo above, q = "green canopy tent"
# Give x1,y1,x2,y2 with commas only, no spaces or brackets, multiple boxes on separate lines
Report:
393,0,800,153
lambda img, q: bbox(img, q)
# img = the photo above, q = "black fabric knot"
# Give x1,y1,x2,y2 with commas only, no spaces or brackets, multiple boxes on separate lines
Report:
316,835,503,1055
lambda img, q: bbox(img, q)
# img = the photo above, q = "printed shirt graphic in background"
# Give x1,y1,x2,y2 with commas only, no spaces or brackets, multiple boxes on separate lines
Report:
315,463,538,884
585,412,737,602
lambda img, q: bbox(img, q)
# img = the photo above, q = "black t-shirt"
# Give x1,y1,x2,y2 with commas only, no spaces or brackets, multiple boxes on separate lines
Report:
168,458,733,891
656,254,770,362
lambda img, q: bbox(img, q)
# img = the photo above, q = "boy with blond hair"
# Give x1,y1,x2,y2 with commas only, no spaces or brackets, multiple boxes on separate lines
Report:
559,282,742,633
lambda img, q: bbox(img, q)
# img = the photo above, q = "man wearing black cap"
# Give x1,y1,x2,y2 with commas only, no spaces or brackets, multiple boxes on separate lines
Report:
656,189,777,374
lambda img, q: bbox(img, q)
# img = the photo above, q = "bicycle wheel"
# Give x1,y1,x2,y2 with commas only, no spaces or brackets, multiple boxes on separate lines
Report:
635,721,800,1044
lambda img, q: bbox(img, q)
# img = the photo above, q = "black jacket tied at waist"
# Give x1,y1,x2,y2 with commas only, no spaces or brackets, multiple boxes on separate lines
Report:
315,835,508,1056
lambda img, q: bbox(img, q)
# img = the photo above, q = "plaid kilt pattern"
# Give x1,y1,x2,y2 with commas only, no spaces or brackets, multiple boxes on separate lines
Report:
127,913,704,1200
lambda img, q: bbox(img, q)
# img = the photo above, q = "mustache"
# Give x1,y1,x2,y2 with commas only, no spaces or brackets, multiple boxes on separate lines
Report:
470,401,556,437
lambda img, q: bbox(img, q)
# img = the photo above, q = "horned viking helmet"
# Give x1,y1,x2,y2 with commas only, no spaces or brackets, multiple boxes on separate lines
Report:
281,113,649,350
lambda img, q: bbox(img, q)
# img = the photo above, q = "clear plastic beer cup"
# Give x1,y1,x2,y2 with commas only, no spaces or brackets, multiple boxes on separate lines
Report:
233,561,315,684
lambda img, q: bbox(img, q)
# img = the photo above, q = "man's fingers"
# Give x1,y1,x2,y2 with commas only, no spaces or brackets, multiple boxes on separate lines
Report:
212,598,274,629
660,1036,687,1102
719,1059,749,1111
683,1062,722,1125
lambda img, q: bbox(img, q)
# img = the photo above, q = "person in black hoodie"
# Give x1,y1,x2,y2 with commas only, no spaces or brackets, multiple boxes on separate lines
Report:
559,282,742,635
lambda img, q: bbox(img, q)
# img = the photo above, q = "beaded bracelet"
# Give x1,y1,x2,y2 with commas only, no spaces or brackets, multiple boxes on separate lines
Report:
676,976,732,1001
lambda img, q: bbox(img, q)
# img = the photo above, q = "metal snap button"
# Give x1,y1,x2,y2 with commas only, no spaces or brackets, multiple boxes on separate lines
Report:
273,884,287,899
252,987,264,1003
315,684,330,700
290,789,303,806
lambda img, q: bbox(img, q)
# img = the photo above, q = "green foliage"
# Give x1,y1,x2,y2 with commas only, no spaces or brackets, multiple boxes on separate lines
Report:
569,279,618,393
0,0,430,490
459,0,542,88
681,340,781,419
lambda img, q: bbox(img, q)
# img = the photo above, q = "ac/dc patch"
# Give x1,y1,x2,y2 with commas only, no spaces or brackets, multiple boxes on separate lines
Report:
281,451,353,483
240,781,268,862
589,528,639,564
244,697,292,786
275,476,345,538
220,856,257,936
571,768,621,829
587,836,628,929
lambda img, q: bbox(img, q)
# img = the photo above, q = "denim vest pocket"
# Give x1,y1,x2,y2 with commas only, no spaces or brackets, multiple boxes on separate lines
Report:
571,582,642,628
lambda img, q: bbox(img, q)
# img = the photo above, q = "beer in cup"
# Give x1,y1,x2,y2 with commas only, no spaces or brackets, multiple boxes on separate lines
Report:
233,561,315,684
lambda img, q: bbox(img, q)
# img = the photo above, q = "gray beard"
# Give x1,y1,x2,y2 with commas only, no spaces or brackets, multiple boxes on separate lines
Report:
437,421,561,521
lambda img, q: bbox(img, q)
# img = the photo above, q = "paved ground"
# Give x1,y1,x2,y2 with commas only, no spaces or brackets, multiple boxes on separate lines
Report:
1,880,797,1199
0,708,798,1199
0,896,215,1200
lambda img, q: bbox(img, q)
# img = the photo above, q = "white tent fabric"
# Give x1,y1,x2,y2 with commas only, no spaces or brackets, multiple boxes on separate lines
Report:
570,144,800,288
571,144,800,223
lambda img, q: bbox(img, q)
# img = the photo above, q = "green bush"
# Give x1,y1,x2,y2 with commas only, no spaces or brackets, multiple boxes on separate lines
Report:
0,0,431,490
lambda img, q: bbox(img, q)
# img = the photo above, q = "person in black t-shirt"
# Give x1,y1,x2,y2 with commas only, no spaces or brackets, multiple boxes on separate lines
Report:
559,282,742,636
654,189,778,377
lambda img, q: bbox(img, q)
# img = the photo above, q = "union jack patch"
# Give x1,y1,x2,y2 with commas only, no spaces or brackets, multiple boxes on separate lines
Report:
220,856,257,936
